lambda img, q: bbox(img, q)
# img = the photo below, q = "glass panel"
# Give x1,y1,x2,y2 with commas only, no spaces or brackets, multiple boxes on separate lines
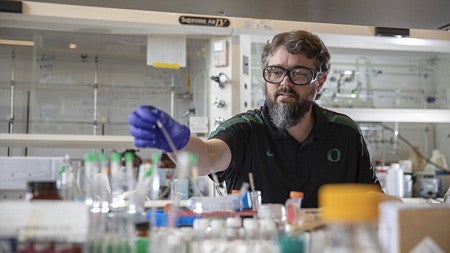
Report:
248,40,450,167
0,29,209,157
250,43,450,110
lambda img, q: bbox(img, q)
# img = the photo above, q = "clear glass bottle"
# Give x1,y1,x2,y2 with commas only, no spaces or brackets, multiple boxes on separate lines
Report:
110,152,125,209
319,184,383,253
191,218,210,253
241,218,260,252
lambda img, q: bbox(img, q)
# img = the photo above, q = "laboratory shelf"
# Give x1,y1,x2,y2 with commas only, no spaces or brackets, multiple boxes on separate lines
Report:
0,133,135,149
330,108,450,123
1,108,449,149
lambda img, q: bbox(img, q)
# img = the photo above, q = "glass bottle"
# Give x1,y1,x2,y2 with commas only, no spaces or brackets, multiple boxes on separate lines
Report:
191,218,210,253
225,216,242,241
134,221,150,253
27,181,61,200
319,184,383,253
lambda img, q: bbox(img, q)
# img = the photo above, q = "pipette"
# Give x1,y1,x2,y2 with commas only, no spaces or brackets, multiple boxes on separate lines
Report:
248,172,255,192
248,172,259,211
156,119,179,163
156,118,223,198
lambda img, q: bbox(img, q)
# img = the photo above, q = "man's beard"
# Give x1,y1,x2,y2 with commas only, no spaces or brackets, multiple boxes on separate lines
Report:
266,86,315,129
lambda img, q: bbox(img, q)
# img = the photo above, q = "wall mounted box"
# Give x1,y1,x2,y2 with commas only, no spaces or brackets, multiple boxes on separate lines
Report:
0,0,22,13
375,27,410,37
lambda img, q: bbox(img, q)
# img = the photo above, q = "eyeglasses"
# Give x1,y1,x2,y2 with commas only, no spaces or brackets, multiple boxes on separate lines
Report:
263,66,320,86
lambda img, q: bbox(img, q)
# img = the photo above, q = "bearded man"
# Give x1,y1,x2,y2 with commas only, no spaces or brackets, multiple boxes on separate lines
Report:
128,30,381,208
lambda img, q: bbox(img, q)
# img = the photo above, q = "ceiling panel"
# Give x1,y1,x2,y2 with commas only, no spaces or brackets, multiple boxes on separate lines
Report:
23,0,450,30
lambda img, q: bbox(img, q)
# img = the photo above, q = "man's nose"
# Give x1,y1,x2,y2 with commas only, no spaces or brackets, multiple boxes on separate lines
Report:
280,73,294,87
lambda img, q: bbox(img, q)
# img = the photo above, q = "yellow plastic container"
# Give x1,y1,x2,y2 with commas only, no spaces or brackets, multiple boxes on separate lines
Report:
319,184,381,223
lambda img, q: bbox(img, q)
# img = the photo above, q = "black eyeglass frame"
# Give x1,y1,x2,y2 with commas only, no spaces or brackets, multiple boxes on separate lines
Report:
263,65,321,86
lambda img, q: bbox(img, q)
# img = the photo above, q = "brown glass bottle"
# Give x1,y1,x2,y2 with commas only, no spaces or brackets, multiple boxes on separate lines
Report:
134,221,150,253
27,181,62,200
135,221,150,237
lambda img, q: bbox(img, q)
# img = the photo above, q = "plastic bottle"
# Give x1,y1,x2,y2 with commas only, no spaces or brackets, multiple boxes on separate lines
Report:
285,191,303,226
124,151,138,213
319,184,382,253
407,147,425,172
186,194,242,213
83,152,98,206
289,191,303,206
426,149,448,171
231,183,252,210
403,174,413,198
96,153,111,213
109,152,125,209
279,192,306,253
386,163,404,197
59,154,73,200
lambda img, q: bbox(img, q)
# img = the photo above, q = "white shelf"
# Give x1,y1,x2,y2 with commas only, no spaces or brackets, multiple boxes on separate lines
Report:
330,108,450,123
0,108,449,149
0,133,135,149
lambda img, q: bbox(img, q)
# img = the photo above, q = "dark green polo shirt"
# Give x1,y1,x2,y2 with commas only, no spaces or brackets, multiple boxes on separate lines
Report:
209,102,379,208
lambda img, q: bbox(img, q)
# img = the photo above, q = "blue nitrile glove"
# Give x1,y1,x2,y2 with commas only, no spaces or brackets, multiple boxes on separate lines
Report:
128,105,190,152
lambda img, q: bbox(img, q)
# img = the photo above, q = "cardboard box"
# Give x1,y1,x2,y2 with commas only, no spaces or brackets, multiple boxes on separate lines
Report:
379,202,450,253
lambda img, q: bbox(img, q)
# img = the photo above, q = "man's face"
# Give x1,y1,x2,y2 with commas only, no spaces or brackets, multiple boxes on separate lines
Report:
265,46,326,129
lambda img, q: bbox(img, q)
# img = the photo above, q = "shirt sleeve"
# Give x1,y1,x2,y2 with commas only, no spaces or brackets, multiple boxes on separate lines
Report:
208,115,252,184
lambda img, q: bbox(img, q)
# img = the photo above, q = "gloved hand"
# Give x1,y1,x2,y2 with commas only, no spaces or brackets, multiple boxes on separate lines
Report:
128,105,190,152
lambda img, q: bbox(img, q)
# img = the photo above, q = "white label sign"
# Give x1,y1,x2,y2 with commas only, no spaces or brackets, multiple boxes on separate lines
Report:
0,201,89,243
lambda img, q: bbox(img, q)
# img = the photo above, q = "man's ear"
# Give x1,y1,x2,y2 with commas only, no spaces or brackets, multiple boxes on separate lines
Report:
317,73,328,93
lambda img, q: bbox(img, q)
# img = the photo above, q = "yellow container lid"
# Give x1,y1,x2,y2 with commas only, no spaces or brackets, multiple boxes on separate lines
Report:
319,184,381,223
